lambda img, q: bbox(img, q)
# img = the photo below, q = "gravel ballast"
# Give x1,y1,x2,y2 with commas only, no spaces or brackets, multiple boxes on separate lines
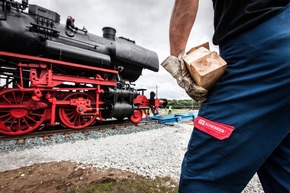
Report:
0,123,264,192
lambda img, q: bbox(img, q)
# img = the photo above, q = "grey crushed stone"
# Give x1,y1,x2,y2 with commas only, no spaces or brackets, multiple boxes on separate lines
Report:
0,123,264,192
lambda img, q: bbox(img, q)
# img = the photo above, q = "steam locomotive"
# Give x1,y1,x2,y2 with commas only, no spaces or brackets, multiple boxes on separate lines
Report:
0,0,166,135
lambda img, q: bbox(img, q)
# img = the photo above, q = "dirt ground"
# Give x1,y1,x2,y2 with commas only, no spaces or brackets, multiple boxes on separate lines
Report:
0,161,144,193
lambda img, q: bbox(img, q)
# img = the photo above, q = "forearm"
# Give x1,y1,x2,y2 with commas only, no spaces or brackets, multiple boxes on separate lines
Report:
169,0,199,56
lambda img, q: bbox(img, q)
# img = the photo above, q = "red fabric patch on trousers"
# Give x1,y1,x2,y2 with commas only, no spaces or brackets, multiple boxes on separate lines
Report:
194,116,234,140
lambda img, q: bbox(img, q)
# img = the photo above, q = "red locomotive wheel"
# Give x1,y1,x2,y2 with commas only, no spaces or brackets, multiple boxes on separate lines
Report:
58,92,98,129
130,110,143,123
0,91,47,135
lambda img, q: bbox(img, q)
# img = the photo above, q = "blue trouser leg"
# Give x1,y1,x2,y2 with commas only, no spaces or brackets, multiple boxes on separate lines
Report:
258,133,290,193
179,4,290,193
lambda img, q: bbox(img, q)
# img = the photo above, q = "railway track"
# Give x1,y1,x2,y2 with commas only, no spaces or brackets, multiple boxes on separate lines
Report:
0,120,159,142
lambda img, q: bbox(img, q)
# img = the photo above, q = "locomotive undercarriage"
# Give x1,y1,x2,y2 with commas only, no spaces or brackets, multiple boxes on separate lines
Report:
0,51,158,135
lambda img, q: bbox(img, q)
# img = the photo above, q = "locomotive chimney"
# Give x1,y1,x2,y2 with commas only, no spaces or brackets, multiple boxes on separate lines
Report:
102,27,116,40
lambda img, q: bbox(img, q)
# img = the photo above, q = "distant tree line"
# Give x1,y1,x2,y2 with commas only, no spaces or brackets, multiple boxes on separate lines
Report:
166,99,200,110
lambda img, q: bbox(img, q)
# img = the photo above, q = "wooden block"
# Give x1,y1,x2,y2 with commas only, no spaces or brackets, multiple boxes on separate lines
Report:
183,47,210,63
182,46,227,89
186,42,210,55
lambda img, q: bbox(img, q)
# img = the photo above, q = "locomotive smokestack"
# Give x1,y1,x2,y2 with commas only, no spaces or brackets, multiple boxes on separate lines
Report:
102,27,116,40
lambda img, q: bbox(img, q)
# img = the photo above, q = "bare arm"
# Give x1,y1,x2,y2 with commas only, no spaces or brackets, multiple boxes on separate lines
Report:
170,0,199,56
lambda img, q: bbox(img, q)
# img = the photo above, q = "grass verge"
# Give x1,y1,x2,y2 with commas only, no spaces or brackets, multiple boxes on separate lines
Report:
66,176,178,193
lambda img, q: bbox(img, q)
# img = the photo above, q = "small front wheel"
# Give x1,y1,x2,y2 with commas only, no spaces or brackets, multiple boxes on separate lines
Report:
130,110,143,123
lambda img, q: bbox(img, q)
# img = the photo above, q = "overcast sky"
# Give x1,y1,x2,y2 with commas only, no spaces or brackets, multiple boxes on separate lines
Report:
28,0,216,100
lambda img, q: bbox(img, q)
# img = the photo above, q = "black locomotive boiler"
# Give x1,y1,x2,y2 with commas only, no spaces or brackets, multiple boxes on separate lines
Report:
0,0,165,135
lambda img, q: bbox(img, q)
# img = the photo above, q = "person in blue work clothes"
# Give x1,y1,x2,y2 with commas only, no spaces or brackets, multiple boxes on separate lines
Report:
162,0,290,192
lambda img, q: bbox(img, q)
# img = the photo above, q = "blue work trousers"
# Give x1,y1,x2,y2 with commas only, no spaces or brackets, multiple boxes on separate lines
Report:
179,4,290,193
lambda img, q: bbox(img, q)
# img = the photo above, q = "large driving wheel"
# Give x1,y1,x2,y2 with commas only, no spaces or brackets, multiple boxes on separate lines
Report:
58,92,97,129
0,91,47,135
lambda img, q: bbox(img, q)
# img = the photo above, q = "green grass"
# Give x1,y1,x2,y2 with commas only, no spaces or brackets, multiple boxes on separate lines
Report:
66,176,178,193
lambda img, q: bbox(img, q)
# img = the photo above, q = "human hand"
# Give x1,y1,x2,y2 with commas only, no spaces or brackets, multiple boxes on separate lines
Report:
161,52,207,104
